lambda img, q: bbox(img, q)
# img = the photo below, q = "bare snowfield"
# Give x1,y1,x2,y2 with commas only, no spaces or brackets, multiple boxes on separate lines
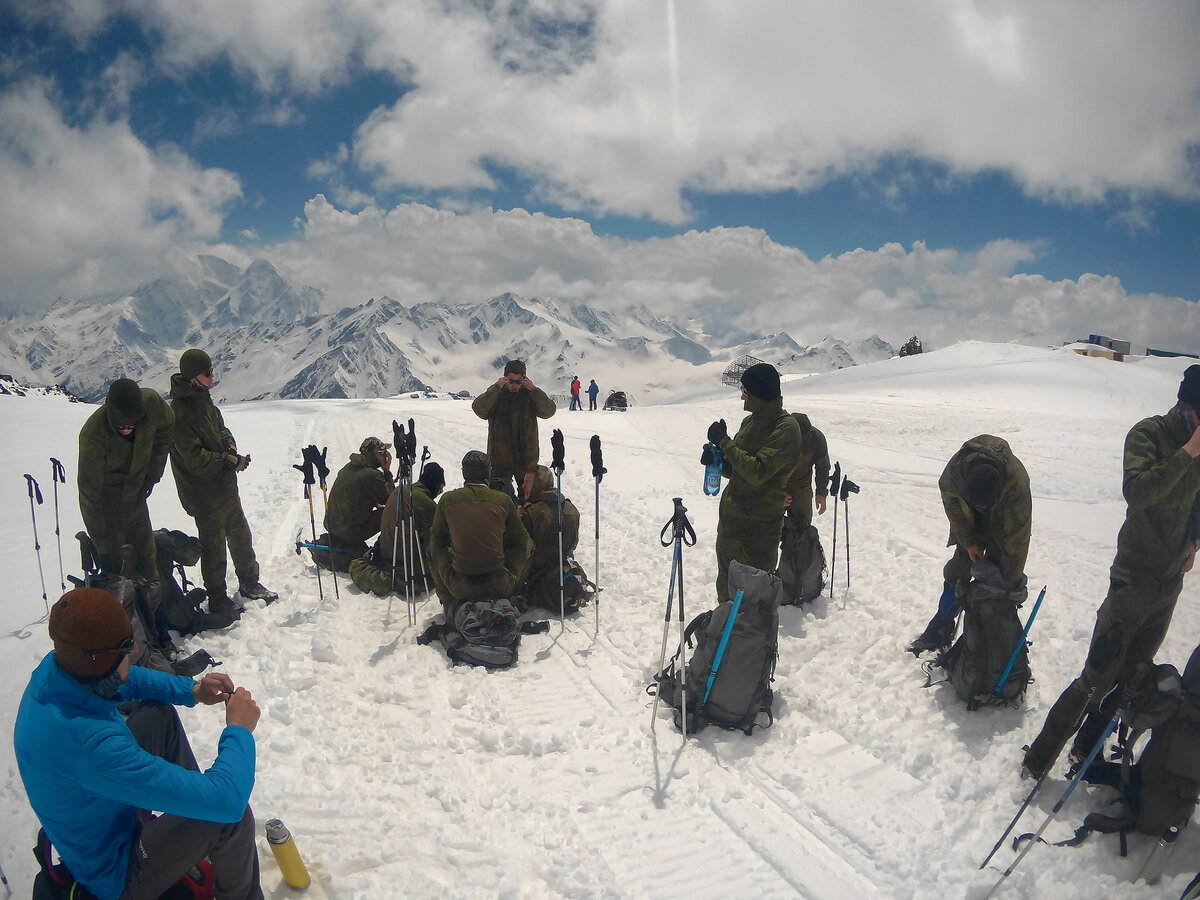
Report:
1,341,1197,899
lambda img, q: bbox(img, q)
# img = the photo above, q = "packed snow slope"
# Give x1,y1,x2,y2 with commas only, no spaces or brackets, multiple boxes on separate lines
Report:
1,341,1198,899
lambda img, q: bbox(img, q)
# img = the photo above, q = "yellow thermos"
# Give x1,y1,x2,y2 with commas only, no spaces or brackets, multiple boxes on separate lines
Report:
265,818,311,888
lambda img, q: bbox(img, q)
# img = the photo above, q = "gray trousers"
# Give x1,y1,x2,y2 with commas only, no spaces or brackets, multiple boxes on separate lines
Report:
121,702,262,900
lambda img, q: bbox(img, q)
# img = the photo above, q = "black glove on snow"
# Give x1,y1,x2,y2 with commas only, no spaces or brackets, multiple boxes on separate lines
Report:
707,419,728,445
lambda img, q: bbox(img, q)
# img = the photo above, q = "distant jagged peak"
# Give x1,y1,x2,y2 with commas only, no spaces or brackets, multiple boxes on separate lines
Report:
0,373,84,401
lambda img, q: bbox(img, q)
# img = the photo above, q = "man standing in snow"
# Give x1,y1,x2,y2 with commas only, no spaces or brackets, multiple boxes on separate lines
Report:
471,360,556,498
169,349,275,618
570,375,582,410
783,413,831,528
77,378,174,580
325,436,393,559
428,451,531,624
1022,366,1200,779
908,435,1031,655
587,379,600,411
707,363,803,603
15,587,262,899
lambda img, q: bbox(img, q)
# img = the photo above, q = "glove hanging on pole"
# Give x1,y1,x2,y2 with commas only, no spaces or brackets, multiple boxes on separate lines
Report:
292,450,324,604
551,428,565,475
590,435,605,634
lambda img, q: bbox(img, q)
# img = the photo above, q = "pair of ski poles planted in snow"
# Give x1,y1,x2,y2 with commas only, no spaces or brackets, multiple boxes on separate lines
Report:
827,461,860,595
22,458,70,619
293,444,336,605
546,429,607,633
387,417,430,627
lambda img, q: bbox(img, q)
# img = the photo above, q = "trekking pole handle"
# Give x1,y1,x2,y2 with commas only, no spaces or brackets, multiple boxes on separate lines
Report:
590,434,606,481
50,458,66,484
25,473,43,504
551,428,565,475
659,497,697,547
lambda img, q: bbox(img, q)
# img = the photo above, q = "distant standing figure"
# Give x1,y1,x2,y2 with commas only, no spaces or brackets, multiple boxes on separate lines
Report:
169,349,275,616
783,413,830,528
77,378,174,579
587,379,600,411
471,360,556,497
570,375,582,411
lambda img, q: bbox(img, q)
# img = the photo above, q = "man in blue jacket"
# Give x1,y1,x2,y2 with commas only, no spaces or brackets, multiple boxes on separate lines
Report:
14,588,262,900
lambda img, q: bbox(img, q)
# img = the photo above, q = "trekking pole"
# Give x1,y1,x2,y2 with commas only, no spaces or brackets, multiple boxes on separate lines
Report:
50,457,67,591
701,587,745,713
551,429,566,625
977,684,1099,870
292,453,324,605
419,445,430,478
984,689,1130,897
24,474,50,615
989,586,1046,700
590,435,606,635
840,477,859,589
309,445,338,601
828,462,841,599
390,421,406,600
405,418,419,625
651,498,697,739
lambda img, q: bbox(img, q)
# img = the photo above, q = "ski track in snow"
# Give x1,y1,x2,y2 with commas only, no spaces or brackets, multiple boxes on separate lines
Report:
2,343,1199,899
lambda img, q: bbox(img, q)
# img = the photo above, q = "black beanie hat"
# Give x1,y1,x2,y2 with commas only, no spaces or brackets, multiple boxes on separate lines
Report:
105,378,144,428
965,461,1004,508
1179,365,1200,409
180,348,213,380
462,450,491,484
741,363,781,401
419,462,446,492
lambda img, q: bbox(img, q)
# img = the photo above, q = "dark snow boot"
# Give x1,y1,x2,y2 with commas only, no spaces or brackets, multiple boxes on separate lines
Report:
173,649,219,677
236,581,278,604
208,593,243,620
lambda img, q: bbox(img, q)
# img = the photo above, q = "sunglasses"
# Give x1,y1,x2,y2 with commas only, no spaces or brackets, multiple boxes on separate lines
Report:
90,637,136,657
507,378,523,385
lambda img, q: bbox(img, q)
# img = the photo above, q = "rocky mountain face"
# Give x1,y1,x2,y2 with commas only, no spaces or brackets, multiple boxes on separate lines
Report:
0,257,894,403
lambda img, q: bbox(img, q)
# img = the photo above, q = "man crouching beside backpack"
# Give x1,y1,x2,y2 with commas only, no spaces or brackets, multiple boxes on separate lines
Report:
14,588,263,900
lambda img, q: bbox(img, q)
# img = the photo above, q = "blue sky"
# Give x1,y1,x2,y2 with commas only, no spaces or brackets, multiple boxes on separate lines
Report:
1,1,1198,350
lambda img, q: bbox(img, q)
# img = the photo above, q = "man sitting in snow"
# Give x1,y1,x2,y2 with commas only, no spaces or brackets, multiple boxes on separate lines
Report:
515,465,581,613
907,435,1031,655
428,451,531,624
14,588,263,900
325,436,394,558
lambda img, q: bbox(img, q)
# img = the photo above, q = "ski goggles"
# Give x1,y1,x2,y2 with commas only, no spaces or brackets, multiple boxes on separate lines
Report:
90,637,136,658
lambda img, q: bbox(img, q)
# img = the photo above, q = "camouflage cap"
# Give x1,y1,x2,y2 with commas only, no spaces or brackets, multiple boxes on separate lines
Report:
360,436,391,456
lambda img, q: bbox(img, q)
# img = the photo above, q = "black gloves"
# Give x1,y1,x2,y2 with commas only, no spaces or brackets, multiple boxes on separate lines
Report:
700,444,715,466
222,452,250,472
707,419,728,445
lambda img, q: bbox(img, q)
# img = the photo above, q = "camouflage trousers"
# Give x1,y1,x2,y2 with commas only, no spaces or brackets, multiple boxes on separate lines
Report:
191,500,260,600
715,528,780,604
1025,571,1183,776
93,500,158,581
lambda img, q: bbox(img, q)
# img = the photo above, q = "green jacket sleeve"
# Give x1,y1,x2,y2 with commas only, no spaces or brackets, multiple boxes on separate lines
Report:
472,384,502,420
530,388,557,419
813,430,831,497
144,394,174,489
995,487,1032,584
1122,425,1195,512
77,416,110,548
939,463,978,549
504,500,533,579
720,419,801,492
173,415,228,480
429,503,453,587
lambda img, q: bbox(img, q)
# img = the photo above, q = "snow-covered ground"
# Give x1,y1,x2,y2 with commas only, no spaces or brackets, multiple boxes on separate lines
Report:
1,341,1197,898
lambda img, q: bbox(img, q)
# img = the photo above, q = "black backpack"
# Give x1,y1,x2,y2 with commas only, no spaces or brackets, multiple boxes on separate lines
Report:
652,561,781,734
776,517,825,604
418,599,522,669
930,558,1031,709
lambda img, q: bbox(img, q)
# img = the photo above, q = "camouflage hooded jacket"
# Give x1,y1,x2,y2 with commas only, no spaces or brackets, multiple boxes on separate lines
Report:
717,395,803,539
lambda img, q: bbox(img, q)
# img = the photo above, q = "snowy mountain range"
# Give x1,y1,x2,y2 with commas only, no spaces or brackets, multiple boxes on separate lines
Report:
0,257,894,403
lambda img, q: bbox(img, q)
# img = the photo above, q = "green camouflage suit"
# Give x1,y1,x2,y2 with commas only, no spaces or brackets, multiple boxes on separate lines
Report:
784,413,830,528
168,373,259,601
1025,407,1200,776
517,466,580,609
471,383,556,490
77,390,173,579
325,453,392,545
714,396,803,602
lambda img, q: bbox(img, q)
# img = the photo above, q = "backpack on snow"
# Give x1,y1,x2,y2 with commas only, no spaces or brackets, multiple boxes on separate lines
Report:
417,598,522,669
776,517,825,604
929,558,1031,709
651,561,781,735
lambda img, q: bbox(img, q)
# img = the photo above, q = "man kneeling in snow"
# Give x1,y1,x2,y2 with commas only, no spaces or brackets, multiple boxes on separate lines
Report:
428,451,531,624
14,588,263,900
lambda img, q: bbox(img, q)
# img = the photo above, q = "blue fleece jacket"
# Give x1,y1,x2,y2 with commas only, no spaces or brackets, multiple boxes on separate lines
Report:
13,653,256,900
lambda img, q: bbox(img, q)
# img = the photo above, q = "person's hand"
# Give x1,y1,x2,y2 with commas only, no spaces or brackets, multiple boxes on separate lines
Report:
379,449,393,473
194,672,235,705
222,452,250,472
700,444,715,466
225,687,261,732
815,495,827,515
496,375,509,389
1184,419,1200,458
519,375,534,391
968,545,985,562
225,439,237,454
1184,542,1197,574
783,494,793,508
707,419,728,444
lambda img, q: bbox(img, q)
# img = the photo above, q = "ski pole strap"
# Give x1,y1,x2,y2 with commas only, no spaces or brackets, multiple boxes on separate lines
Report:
50,458,66,484
25,474,43,504
406,418,417,464
659,498,697,546
590,435,605,481
992,585,1046,697
702,588,745,707
551,428,565,475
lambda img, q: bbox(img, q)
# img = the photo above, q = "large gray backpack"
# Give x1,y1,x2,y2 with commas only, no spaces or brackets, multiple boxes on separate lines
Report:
777,517,825,604
653,561,782,734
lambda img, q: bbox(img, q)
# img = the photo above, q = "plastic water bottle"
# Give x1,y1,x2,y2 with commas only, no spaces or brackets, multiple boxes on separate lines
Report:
703,444,723,496
265,818,311,888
